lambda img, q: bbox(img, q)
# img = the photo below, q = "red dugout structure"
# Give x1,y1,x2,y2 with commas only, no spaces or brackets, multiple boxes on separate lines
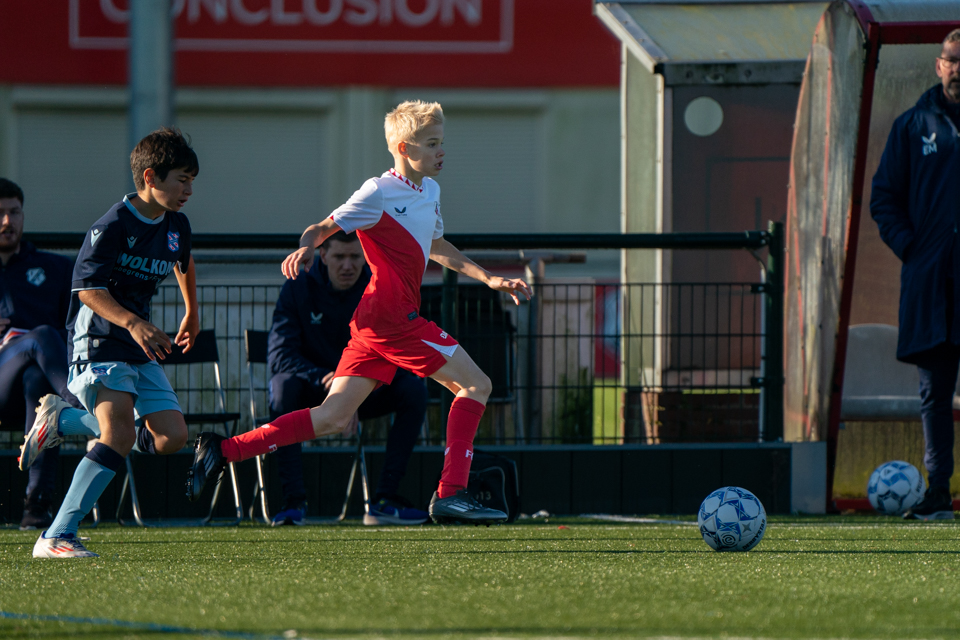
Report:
785,0,959,509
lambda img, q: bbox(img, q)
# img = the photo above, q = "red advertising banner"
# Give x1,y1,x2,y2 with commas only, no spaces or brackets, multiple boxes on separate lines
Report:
2,0,619,87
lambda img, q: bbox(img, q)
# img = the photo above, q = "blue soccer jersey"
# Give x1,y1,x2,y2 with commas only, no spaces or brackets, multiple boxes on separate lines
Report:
67,195,192,364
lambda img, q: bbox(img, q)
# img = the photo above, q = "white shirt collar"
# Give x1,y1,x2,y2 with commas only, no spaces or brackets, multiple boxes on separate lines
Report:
388,169,424,194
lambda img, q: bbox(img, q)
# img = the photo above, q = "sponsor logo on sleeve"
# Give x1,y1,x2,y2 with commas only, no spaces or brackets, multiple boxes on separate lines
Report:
90,228,102,246
25,267,46,287
168,232,179,252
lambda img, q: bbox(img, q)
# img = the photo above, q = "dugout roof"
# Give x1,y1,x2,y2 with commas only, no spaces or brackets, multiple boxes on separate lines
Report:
783,0,960,506
595,0,826,85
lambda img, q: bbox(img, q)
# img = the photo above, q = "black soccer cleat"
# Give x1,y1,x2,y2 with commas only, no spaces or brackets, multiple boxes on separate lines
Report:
903,485,955,521
428,489,507,525
186,432,227,502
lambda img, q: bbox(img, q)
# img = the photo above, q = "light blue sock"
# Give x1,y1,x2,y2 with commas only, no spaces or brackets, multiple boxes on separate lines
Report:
46,445,123,538
57,408,101,437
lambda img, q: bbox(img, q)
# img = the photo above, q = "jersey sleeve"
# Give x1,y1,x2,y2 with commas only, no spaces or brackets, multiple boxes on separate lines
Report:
177,214,192,273
330,179,384,234
72,219,123,291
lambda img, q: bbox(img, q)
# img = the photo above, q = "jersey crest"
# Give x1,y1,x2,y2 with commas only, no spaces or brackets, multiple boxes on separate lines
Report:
167,232,179,252
26,267,45,287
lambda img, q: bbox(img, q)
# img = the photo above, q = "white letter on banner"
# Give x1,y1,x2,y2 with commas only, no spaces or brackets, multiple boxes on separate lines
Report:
100,0,129,22
230,0,269,23
395,0,438,27
441,0,480,26
343,0,377,26
379,0,392,25
189,0,228,22
272,0,303,24
303,0,342,25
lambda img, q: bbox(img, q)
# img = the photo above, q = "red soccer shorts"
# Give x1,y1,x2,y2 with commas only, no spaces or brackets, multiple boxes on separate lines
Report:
335,318,459,384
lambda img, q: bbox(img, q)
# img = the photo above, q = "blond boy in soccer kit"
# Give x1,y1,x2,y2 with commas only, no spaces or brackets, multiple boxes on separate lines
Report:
188,101,530,523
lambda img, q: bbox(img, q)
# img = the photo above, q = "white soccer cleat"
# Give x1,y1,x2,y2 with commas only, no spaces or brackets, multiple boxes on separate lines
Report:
19,394,69,471
32,533,99,558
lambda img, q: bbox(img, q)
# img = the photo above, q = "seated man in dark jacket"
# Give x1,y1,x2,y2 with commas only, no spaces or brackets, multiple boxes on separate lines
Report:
0,179,78,530
268,230,429,525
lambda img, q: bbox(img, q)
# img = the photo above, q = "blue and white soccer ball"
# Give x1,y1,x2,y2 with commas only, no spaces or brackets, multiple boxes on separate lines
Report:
697,486,766,552
867,460,925,515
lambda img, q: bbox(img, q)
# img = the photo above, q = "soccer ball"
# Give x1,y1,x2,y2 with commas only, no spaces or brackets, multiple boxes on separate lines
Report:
697,486,766,552
867,460,925,515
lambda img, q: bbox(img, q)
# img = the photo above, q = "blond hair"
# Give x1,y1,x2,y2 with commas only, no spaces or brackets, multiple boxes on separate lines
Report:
384,101,444,150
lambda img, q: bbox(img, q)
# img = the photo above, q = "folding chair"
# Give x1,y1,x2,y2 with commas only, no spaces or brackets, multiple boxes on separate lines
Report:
116,329,243,526
244,328,371,524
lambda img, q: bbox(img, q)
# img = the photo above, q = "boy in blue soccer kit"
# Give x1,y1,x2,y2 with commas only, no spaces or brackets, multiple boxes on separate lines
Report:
24,127,199,558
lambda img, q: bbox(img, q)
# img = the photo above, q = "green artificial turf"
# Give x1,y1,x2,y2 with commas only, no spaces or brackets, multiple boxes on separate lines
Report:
2,517,960,639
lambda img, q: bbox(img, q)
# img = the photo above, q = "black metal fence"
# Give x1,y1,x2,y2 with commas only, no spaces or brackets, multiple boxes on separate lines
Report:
13,227,784,449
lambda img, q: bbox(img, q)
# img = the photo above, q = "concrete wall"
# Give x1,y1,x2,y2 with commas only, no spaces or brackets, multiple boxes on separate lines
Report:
0,85,620,242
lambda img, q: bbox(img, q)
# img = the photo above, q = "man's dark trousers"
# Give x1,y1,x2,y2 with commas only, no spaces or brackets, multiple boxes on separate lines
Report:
916,342,960,490
0,326,77,503
269,369,428,503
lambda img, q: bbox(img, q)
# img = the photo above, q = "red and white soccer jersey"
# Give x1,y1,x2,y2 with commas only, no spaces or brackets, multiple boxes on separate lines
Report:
331,169,458,382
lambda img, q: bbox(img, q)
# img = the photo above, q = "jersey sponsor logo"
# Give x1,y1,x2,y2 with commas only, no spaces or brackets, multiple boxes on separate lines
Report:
394,206,407,216
168,232,179,252
440,331,447,339
923,133,937,155
435,202,441,216
90,228,102,246
25,267,46,287
310,312,323,324
115,253,178,280
127,236,137,248
465,449,474,459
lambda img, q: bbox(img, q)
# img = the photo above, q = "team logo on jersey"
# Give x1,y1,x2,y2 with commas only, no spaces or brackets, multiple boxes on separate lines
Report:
923,133,937,155
394,207,407,216
435,202,441,217
167,232,179,252
310,312,323,324
90,228,103,246
90,363,116,378
25,267,45,287
127,236,137,248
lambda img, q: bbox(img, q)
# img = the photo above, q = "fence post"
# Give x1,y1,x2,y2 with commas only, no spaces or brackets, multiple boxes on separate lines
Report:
763,221,785,441
440,267,459,432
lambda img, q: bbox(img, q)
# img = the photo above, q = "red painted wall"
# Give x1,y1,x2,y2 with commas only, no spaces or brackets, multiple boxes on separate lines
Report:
2,0,619,87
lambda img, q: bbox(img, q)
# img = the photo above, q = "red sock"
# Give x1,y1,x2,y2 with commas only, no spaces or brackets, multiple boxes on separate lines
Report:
438,397,485,498
220,409,315,463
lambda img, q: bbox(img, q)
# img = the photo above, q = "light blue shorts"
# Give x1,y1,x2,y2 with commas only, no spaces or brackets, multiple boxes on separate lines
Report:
68,360,182,420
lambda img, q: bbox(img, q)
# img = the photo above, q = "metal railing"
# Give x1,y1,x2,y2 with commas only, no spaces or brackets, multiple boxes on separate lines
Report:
18,225,784,447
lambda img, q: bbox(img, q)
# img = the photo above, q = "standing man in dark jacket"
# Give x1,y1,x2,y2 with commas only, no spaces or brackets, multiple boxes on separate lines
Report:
871,29,960,520
267,230,429,525
0,179,77,530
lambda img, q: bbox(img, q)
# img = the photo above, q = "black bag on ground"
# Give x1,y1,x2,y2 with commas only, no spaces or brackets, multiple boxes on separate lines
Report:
466,450,520,523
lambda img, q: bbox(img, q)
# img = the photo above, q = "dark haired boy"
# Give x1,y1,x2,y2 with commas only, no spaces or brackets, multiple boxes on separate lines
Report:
25,127,199,558
0,178,77,530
